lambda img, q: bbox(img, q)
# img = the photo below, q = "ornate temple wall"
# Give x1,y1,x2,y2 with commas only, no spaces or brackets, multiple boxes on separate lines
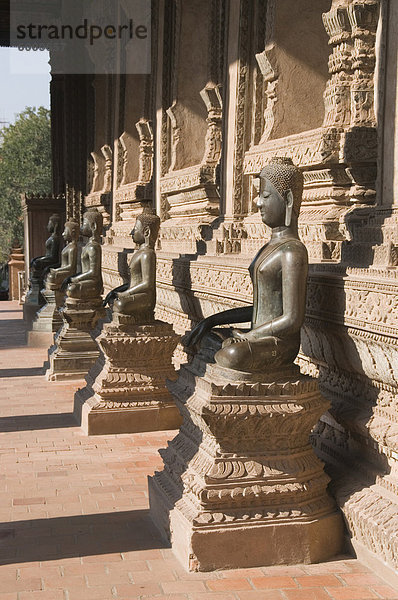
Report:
59,0,397,579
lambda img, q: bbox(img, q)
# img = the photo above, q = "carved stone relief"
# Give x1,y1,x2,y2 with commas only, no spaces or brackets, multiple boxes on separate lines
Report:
84,144,113,225
159,84,223,253
113,120,154,226
255,45,278,143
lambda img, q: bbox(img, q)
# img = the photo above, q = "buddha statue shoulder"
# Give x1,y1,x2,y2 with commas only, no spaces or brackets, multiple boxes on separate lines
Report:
46,219,79,290
66,209,103,299
30,214,62,280
104,211,161,320
185,157,308,372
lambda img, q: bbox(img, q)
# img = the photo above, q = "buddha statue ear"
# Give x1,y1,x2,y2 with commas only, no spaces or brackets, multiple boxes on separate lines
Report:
143,225,151,242
285,190,294,227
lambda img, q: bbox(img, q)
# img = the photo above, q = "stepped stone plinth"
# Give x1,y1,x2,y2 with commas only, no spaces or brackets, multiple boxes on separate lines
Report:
149,353,343,571
23,279,45,328
46,296,105,381
74,312,181,435
28,288,64,347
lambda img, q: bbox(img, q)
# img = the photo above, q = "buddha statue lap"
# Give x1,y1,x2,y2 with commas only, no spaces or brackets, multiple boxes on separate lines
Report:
185,157,308,373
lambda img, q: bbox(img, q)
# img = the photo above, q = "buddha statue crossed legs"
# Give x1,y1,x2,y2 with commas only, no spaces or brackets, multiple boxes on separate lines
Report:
185,157,308,372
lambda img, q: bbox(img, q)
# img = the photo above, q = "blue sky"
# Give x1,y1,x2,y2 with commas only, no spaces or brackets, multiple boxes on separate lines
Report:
0,47,50,126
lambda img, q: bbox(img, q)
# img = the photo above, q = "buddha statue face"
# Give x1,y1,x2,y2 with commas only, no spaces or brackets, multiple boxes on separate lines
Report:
62,221,79,243
131,219,147,246
48,214,61,233
131,213,160,248
256,178,292,229
256,158,303,229
81,217,92,237
81,209,103,238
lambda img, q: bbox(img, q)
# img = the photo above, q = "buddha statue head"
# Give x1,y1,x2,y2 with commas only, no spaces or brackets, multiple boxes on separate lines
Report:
132,211,161,249
63,219,80,243
81,208,103,241
256,157,303,228
48,213,62,234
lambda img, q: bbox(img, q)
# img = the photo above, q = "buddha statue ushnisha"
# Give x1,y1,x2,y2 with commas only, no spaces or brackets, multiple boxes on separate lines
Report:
65,208,103,300
30,213,62,281
46,219,79,290
104,211,160,320
185,157,308,372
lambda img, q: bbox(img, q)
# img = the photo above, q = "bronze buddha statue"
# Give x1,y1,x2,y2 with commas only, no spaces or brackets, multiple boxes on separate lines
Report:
46,219,79,290
30,213,62,282
66,209,103,299
104,212,160,319
185,157,308,372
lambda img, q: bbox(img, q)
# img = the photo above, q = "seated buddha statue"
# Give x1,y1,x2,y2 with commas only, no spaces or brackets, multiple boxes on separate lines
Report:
30,214,62,282
65,209,103,300
185,157,308,373
103,211,160,319
46,219,79,290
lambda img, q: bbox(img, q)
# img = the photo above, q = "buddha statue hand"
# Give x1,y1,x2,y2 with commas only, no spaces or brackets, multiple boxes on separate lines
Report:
60,274,78,292
103,283,128,308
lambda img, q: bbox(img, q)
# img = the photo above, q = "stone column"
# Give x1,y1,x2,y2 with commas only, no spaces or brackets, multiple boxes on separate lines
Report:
74,312,181,435
8,245,25,301
149,354,343,571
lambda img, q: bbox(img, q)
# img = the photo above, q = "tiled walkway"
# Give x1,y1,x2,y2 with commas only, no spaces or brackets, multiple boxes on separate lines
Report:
0,301,396,600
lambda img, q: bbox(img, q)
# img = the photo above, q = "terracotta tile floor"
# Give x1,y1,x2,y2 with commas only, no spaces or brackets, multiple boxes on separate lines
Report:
0,300,396,600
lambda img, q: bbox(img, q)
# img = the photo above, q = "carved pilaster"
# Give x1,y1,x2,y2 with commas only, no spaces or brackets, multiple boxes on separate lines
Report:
101,144,113,193
322,3,353,127
348,1,379,127
255,45,278,143
200,85,223,167
136,119,154,184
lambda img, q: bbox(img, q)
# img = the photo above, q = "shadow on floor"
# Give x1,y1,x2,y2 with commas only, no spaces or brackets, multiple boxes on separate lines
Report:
0,318,27,348
0,509,168,564
0,366,45,378
0,310,21,313
0,412,77,432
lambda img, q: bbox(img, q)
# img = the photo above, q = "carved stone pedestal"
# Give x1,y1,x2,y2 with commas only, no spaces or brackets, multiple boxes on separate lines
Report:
74,313,181,435
149,356,343,571
46,297,105,381
28,288,64,347
23,279,45,329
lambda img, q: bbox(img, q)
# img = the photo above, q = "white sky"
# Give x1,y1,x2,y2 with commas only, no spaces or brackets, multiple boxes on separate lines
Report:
0,47,51,126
